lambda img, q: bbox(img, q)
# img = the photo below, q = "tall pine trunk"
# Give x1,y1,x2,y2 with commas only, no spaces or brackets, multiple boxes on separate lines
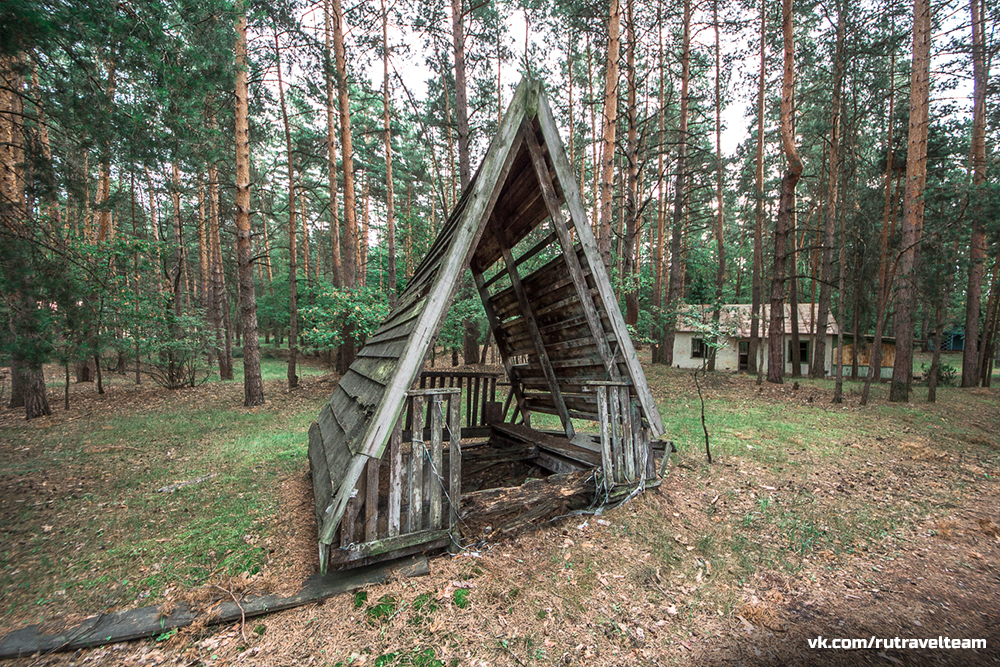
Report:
709,0,726,372
235,7,264,406
749,1,766,375
383,0,396,306
662,0,691,367
962,0,988,387
597,0,621,265
324,0,342,288
768,0,804,384
889,0,931,402
275,30,298,390
812,0,845,379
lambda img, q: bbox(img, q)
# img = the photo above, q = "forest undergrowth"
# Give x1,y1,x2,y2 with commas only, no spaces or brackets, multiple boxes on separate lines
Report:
1,352,998,666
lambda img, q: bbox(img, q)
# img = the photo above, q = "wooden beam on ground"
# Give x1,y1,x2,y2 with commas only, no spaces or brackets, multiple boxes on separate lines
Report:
494,216,575,440
0,556,430,659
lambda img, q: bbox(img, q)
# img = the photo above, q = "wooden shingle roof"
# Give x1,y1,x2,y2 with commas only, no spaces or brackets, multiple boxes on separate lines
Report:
310,78,664,558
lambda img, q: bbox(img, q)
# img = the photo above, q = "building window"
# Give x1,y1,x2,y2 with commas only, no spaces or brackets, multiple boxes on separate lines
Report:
788,339,809,363
692,338,705,358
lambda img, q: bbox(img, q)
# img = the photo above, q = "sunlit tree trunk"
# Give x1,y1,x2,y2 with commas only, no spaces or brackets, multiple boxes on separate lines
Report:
597,0,621,264
768,0,804,384
622,0,639,327
235,7,264,406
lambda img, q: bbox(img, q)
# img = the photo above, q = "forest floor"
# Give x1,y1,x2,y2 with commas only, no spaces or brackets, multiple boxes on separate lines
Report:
1,351,998,666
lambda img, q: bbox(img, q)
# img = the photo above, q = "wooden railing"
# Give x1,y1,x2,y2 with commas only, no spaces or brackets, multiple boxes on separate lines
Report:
587,381,654,492
414,370,507,439
329,387,462,567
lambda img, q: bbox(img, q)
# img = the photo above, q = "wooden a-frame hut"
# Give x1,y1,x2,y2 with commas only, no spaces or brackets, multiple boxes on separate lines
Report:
309,78,666,573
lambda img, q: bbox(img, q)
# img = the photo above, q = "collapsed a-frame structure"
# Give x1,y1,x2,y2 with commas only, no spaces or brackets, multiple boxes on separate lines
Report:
309,78,666,573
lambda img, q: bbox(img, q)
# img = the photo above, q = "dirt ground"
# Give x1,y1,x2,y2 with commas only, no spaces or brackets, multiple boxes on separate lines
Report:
2,368,999,667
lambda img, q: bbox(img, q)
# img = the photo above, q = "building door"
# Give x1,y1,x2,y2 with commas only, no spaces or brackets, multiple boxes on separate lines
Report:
738,341,749,371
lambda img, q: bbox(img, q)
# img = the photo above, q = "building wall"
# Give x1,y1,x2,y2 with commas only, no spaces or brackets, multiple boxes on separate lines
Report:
672,332,839,375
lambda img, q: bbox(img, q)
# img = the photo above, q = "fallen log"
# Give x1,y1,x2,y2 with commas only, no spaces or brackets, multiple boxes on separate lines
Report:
0,556,429,659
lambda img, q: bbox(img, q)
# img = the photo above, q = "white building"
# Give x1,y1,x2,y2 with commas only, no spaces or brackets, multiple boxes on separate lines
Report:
671,304,840,376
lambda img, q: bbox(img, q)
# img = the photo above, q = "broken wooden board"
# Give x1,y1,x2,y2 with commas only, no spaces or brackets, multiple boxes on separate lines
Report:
0,556,429,659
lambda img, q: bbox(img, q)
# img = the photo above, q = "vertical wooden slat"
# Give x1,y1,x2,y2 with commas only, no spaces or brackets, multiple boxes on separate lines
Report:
471,377,481,427
597,385,613,491
388,416,402,537
365,456,379,541
609,385,623,483
341,491,357,548
448,392,462,552
429,394,444,529
621,387,635,482
408,394,425,533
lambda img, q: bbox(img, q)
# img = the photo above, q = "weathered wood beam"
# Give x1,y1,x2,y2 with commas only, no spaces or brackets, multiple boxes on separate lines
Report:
534,98,665,438
495,215,575,440
523,121,623,386
473,267,533,426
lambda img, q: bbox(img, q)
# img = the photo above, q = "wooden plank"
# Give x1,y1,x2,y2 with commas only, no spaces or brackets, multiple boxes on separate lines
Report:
355,337,411,359
495,216,574,440
316,405,354,489
388,418,402,537
0,557,430,659
341,369,388,408
609,384,623,484
348,356,398,386
308,421,334,526
366,456,379,542
406,387,462,396
524,124,623,386
332,529,450,563
621,387,635,482
408,394,425,533
448,394,462,552
596,386,613,492
535,94,665,438
428,395,444,530
474,268,532,426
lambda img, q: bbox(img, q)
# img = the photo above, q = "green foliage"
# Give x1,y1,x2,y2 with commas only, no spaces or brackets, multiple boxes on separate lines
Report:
452,587,471,609
301,286,391,350
920,362,958,387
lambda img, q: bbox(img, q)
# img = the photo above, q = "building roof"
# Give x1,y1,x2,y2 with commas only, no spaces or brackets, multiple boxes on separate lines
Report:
675,304,840,338
309,78,664,565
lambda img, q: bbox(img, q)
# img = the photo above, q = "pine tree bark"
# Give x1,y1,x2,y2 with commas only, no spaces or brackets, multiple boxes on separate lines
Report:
324,0,342,289
768,0,804,384
889,0,931,402
451,0,471,189
383,0,397,306
661,0,691,367
275,30,298,390
597,0,621,265
622,0,639,327
962,0,988,387
331,0,358,372
208,146,233,380
710,0,726,372
651,6,667,365
235,8,264,406
748,1,766,375
812,0,845,379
